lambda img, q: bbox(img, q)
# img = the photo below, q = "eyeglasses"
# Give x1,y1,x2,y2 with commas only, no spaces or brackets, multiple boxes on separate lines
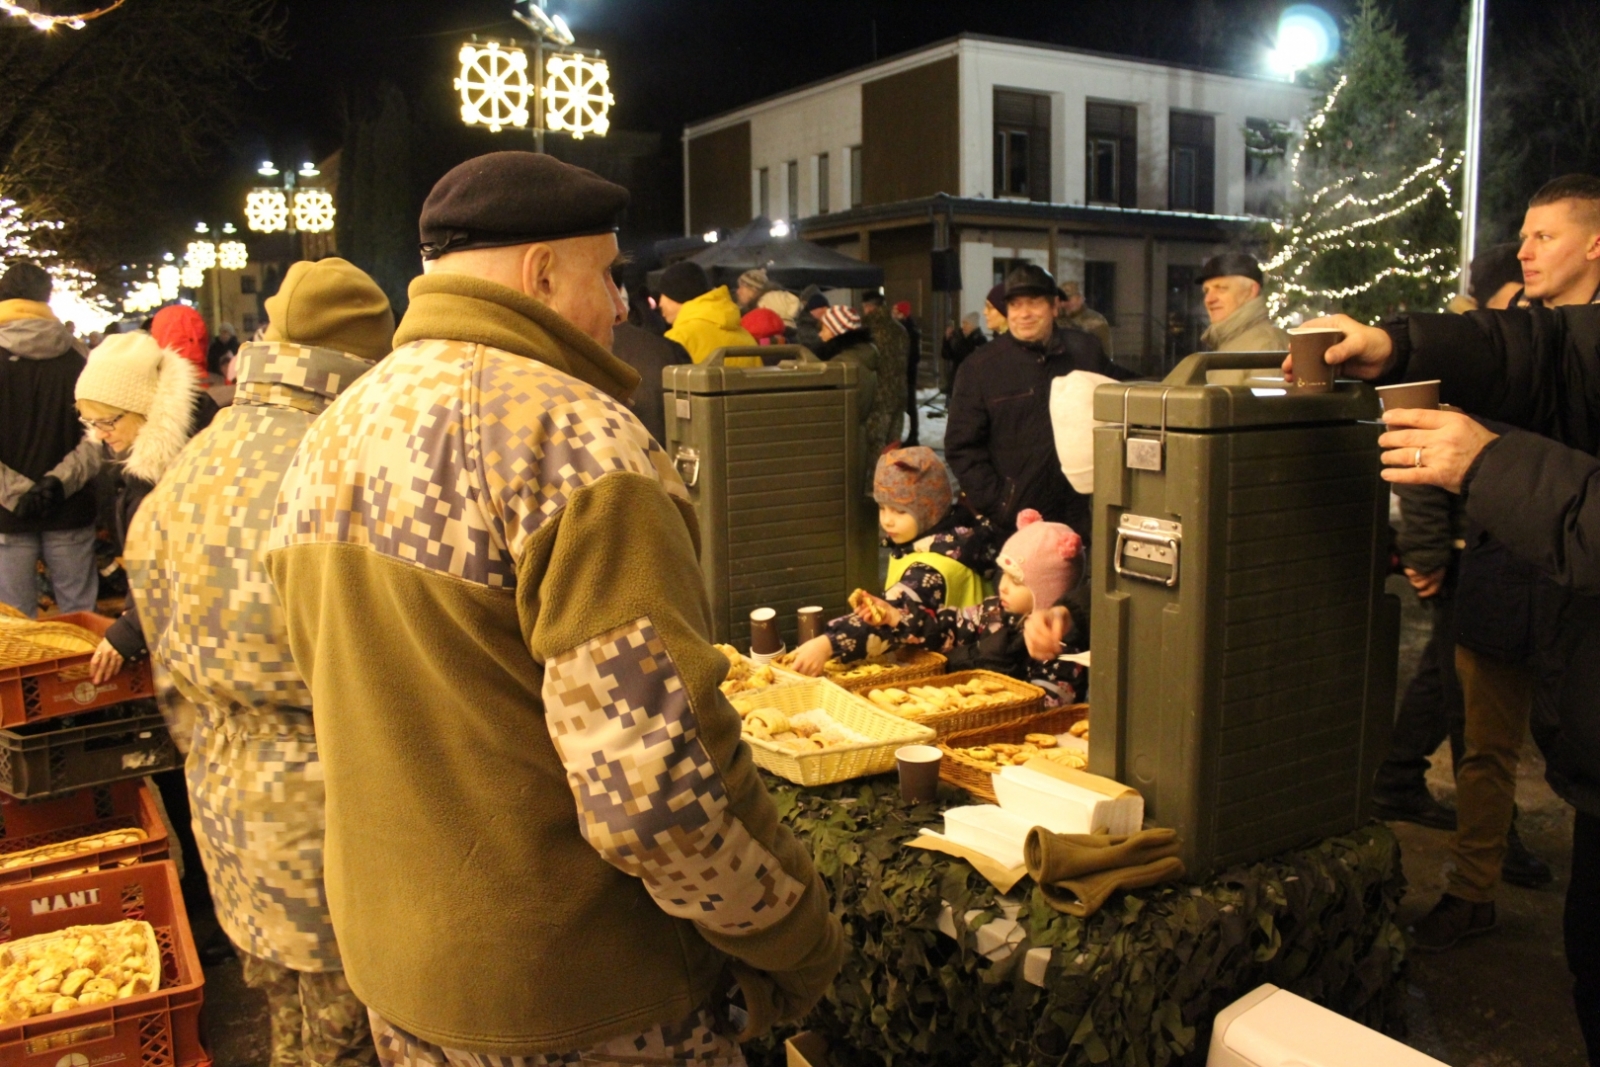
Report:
80,413,126,433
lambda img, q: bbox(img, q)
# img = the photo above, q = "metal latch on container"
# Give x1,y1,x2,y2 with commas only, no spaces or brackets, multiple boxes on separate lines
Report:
674,398,692,421
674,446,701,488
1114,514,1182,588
1122,387,1172,472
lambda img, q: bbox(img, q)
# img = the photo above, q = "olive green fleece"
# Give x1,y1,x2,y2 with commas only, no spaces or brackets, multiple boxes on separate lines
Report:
268,472,840,1055
397,272,640,403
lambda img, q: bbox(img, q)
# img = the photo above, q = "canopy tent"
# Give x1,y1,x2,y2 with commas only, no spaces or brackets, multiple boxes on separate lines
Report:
650,216,884,293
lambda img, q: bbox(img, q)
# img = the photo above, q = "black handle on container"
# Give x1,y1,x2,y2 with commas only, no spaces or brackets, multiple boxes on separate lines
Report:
704,345,819,366
1163,351,1288,387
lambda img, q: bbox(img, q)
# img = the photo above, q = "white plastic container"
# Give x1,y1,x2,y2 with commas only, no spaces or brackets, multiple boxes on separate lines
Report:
1207,985,1447,1067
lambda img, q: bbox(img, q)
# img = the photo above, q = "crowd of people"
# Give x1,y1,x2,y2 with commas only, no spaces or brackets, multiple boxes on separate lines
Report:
1,145,1599,1065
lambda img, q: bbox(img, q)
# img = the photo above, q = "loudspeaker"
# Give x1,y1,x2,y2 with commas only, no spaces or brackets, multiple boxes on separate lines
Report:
931,247,962,292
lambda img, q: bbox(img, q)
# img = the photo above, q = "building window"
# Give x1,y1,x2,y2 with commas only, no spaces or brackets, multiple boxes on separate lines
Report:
992,257,1031,286
994,89,1051,202
817,153,830,214
1086,102,1137,207
1083,261,1117,322
1165,264,1208,372
849,145,863,208
1245,118,1292,217
786,160,799,219
758,167,770,218
1169,111,1215,213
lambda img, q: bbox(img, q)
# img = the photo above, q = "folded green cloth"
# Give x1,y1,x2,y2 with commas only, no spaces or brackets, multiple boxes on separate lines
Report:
1024,826,1186,917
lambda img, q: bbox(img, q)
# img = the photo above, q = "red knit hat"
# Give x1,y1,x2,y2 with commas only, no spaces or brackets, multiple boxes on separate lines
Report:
741,306,785,344
872,447,953,537
893,301,912,317
997,509,1083,609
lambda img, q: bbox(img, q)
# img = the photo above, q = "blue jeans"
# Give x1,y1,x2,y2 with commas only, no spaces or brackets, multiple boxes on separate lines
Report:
0,526,98,617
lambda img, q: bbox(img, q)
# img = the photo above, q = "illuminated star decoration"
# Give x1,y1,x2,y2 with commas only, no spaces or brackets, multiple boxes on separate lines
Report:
544,53,613,140
245,189,289,234
185,240,217,272
217,241,249,271
0,0,125,31
456,42,533,133
179,264,205,289
0,197,116,332
292,189,336,234
1262,75,1464,323
156,265,181,302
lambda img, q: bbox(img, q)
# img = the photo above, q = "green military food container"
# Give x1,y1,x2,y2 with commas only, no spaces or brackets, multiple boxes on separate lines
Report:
1088,352,1400,878
664,346,877,649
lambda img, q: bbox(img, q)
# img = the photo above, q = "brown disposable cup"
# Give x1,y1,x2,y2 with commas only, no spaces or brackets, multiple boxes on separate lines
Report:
749,608,782,655
896,745,943,805
1375,380,1441,412
796,606,825,643
1288,327,1343,393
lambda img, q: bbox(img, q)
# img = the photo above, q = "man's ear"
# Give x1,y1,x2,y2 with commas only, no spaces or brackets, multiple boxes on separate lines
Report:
1586,230,1600,263
521,243,557,301
1248,280,1263,300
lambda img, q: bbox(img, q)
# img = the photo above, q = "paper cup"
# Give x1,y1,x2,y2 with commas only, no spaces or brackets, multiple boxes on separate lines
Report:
749,607,782,656
796,606,825,643
1375,380,1441,412
896,745,943,804
1287,327,1343,393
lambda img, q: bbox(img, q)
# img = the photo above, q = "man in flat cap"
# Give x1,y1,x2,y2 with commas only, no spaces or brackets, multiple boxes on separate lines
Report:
946,263,1132,537
1197,251,1289,353
266,151,842,1065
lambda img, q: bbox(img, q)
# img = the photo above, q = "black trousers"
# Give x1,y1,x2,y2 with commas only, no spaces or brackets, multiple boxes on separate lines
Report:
1569,809,1600,1064
1374,590,1465,797
904,352,921,446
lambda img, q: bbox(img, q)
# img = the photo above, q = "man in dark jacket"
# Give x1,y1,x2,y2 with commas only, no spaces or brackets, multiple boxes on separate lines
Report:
1308,303,1600,1063
0,263,100,617
945,264,1132,536
892,301,922,446
941,312,986,392
610,308,690,445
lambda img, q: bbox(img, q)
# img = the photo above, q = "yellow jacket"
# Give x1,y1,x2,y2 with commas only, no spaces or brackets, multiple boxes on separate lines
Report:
666,286,761,367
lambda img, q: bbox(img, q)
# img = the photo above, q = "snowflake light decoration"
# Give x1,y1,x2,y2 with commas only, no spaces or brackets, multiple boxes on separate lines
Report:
293,189,336,234
179,264,205,289
245,188,288,234
123,282,161,315
544,53,613,140
157,265,181,302
185,240,216,271
456,42,533,133
218,241,249,271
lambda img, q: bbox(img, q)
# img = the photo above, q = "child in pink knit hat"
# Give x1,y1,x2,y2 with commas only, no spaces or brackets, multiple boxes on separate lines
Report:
847,508,1089,704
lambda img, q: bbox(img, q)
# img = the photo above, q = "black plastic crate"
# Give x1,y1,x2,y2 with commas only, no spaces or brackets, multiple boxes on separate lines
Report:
0,701,177,800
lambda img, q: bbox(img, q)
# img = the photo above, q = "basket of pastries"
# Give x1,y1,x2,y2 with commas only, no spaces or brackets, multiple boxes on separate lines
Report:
938,705,1091,802
861,670,1045,737
728,680,935,786
714,644,806,698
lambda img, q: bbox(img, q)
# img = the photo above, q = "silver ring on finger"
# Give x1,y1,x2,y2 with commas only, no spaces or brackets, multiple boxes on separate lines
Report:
1414,447,1424,468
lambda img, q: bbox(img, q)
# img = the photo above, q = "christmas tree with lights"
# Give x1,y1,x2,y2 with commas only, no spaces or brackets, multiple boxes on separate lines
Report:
1264,0,1464,325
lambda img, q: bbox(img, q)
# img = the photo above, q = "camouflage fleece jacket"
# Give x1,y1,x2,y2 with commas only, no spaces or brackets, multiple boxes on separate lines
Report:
125,341,376,971
264,273,841,1057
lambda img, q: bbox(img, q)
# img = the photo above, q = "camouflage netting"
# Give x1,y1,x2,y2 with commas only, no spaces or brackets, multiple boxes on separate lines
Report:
757,774,1407,1067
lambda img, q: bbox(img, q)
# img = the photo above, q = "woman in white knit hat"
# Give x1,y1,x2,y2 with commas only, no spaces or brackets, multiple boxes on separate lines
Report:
76,330,217,684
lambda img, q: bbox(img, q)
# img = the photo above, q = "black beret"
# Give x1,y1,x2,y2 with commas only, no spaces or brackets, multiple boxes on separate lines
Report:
658,261,710,304
1197,252,1264,285
419,151,630,260
1003,263,1056,299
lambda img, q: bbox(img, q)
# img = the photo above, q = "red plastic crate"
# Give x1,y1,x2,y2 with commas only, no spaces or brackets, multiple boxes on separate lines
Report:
0,862,205,1067
0,613,154,728
0,781,170,886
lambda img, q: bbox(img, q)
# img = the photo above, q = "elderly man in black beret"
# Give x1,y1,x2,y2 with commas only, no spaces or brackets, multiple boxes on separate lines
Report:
266,152,842,1066
945,263,1133,537
1197,251,1289,353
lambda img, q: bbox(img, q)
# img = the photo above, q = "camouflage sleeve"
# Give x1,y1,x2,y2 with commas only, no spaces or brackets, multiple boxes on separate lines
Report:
522,470,840,977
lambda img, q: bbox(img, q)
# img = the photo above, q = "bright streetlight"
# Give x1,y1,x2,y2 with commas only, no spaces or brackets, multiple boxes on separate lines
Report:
1267,5,1339,78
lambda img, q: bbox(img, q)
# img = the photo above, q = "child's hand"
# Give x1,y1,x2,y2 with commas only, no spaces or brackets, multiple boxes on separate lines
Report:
1024,607,1073,662
849,589,902,628
790,636,834,676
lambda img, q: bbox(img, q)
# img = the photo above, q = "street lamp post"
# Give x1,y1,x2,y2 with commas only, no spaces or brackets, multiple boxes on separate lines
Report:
191,222,249,332
1460,0,1488,296
244,161,336,258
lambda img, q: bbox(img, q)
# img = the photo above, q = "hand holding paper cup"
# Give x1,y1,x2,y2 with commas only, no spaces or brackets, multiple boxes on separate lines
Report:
1287,326,1344,392
1375,380,1441,413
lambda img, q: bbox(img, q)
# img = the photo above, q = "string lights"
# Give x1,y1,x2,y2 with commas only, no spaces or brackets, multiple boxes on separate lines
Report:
1263,75,1465,323
0,197,116,333
0,0,124,32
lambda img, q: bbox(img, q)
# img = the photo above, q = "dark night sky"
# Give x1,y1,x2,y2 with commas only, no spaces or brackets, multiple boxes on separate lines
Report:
201,0,1536,236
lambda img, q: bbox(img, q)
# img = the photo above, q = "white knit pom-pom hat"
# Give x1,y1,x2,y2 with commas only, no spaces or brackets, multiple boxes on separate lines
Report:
76,330,200,483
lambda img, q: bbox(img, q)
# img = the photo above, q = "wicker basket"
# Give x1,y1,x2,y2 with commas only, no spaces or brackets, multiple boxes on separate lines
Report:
734,681,936,786
858,670,1046,738
937,705,1091,802
814,649,947,692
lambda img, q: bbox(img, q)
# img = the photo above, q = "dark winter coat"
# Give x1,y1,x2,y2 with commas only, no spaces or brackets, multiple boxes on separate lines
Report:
1383,304,1600,816
610,323,690,445
945,325,1133,534
0,310,96,534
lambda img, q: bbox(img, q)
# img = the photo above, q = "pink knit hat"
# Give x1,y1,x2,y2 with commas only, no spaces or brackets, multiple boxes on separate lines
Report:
997,509,1083,609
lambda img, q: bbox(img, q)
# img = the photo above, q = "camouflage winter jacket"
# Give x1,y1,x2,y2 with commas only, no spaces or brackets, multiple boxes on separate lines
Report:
125,341,377,971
